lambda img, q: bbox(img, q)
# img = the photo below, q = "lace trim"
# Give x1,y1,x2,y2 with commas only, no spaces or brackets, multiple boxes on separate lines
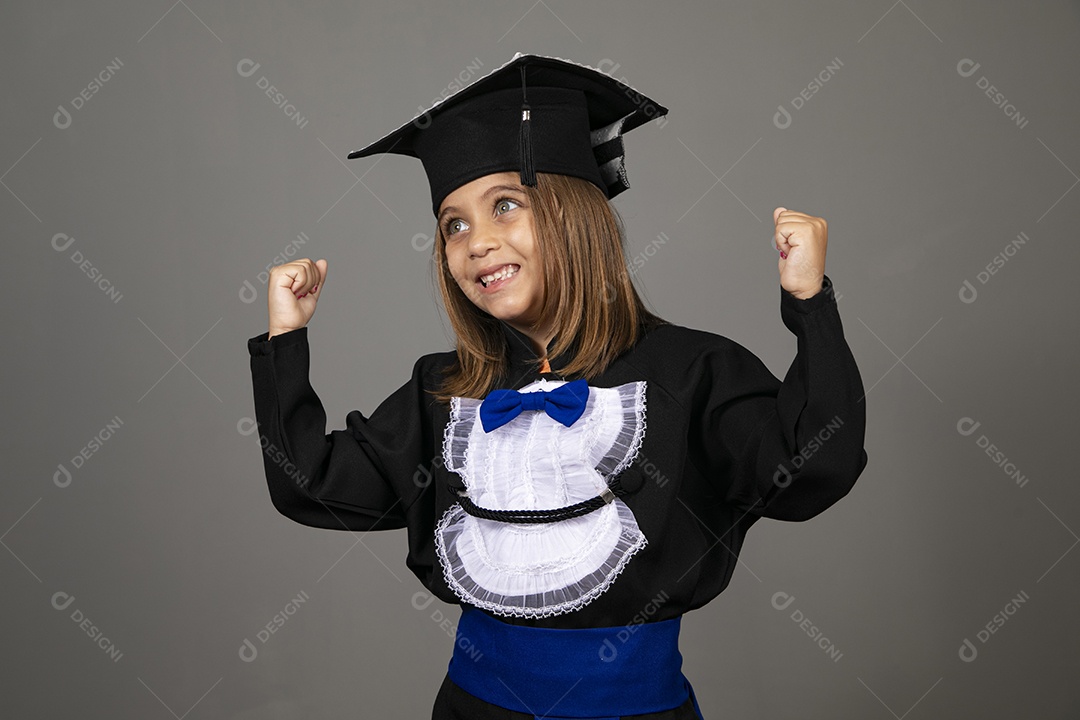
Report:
434,498,648,619
442,395,479,475
596,381,648,480
435,379,650,618
442,380,647,497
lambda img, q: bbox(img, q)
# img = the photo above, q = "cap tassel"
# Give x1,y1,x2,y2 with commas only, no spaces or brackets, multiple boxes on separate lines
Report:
518,65,536,187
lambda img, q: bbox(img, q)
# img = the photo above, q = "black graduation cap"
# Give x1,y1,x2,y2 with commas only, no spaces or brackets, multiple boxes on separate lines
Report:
345,53,668,216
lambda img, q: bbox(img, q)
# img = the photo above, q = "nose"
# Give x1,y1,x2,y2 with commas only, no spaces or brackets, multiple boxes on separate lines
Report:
468,217,501,258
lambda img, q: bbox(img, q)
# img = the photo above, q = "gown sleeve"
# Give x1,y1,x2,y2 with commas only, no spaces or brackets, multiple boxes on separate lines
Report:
692,274,869,521
246,326,434,532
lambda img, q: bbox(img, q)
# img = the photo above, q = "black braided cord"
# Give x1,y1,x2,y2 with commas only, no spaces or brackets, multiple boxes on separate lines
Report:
456,477,630,524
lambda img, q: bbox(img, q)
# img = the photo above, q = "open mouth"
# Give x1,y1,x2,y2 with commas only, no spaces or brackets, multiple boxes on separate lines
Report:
477,263,520,289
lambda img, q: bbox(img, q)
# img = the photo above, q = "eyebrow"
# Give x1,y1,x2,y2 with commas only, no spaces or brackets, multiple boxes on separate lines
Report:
437,184,526,223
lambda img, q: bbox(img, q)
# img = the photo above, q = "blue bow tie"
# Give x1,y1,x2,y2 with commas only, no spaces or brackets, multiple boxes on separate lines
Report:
479,378,590,433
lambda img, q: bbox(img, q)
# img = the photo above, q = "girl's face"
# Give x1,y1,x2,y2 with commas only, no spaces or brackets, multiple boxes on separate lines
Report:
439,171,545,331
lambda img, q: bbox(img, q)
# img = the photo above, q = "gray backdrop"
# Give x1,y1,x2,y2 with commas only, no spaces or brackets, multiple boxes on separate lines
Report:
5,1,1078,718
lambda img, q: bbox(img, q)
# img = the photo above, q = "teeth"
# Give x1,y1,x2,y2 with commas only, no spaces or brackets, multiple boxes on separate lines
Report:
480,264,518,286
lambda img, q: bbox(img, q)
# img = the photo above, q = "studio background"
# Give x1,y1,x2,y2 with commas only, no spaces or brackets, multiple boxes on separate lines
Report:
4,1,1078,717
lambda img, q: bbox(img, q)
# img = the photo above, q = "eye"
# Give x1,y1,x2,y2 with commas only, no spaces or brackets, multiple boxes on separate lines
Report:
495,198,520,215
444,218,469,236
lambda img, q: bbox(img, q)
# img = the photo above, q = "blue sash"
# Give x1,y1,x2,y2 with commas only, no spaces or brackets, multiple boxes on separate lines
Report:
448,605,704,720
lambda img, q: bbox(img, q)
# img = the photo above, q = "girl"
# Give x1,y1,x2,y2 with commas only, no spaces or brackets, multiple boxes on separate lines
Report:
247,54,868,720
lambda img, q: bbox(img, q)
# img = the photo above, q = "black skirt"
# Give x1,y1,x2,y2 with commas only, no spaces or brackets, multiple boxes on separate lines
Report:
431,672,705,720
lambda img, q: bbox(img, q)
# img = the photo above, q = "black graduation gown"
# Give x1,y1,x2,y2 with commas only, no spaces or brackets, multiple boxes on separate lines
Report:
246,274,869,718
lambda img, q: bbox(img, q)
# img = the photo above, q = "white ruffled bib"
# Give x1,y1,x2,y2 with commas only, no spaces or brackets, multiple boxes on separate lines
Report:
435,378,649,618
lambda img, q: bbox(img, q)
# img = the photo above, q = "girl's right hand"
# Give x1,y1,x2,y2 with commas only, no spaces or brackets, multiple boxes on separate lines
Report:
267,258,327,338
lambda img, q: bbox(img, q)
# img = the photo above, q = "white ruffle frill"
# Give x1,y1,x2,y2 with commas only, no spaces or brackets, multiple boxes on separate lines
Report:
435,378,648,618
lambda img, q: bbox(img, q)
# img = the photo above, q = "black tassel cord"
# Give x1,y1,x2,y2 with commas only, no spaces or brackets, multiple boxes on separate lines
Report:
518,64,536,187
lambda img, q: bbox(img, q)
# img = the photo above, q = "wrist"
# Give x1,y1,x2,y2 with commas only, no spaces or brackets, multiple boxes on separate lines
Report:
787,278,824,300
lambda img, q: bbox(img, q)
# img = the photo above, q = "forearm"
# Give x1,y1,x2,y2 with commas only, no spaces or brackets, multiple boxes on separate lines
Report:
247,327,408,531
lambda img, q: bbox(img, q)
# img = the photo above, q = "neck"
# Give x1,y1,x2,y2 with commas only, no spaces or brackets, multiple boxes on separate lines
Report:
505,318,555,359
496,316,575,378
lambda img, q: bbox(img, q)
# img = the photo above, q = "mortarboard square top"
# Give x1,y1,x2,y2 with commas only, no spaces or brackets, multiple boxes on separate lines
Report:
345,53,668,216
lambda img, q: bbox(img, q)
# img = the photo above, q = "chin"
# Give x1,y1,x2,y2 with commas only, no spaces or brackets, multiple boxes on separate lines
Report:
482,303,528,323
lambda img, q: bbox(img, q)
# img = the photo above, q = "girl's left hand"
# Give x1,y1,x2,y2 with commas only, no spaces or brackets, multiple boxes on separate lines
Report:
773,207,827,299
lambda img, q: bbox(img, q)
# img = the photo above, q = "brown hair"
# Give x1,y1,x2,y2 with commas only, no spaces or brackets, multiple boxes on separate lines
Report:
430,172,668,404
